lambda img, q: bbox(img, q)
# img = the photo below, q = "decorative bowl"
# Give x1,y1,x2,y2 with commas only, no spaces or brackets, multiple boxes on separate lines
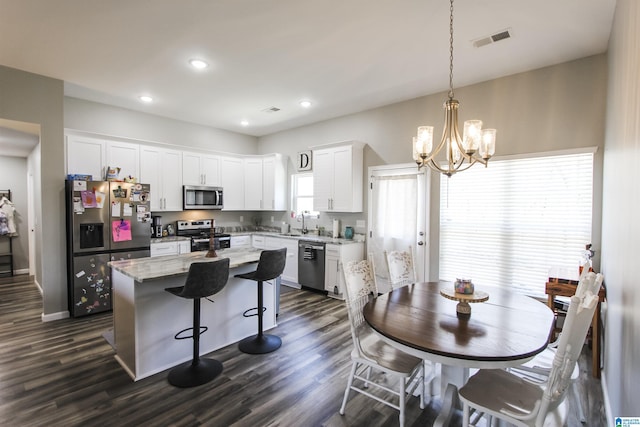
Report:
455,278,474,294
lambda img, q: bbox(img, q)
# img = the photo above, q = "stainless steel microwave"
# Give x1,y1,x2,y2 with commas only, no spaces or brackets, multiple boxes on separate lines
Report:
183,185,223,210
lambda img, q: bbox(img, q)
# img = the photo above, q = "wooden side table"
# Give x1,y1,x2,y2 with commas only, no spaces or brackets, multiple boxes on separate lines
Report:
545,281,606,378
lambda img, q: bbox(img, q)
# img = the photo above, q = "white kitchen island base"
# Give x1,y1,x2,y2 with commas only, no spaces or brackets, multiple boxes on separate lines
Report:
110,250,277,381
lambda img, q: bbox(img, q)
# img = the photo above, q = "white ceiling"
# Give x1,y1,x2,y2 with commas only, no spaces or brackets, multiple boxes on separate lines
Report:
0,0,616,138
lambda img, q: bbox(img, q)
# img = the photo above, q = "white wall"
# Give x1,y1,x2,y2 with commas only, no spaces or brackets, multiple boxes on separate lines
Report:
0,156,29,271
259,54,607,279
601,0,640,417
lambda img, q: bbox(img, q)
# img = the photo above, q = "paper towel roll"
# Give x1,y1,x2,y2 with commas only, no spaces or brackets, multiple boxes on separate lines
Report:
332,219,340,238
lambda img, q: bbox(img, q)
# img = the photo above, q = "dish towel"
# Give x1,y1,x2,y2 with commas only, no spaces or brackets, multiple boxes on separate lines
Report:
303,247,315,260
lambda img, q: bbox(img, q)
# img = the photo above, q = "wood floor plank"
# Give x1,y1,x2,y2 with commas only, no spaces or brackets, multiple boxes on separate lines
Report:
0,276,606,426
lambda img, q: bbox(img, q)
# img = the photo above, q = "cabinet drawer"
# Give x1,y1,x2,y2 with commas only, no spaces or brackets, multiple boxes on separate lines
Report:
231,235,251,248
150,242,178,257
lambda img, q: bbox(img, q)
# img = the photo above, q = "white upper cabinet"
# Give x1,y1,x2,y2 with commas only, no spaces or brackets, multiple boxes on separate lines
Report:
66,135,106,179
220,156,245,210
106,141,140,181
263,154,288,211
140,146,183,211
182,152,220,186
313,141,364,212
243,154,288,211
244,157,264,210
66,135,140,182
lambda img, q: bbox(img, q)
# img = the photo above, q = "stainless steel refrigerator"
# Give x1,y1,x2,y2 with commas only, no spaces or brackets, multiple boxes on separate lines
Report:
65,180,152,317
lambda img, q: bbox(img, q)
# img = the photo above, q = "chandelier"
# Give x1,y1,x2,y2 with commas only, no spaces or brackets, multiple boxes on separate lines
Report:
413,0,496,177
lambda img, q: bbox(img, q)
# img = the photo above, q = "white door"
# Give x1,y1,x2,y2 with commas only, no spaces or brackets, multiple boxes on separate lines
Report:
368,164,429,292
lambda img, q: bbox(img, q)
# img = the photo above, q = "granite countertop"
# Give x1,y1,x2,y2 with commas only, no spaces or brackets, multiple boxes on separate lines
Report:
150,236,191,244
109,248,262,282
232,231,364,245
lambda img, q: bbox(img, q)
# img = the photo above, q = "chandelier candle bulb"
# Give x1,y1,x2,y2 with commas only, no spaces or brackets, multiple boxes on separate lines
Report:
480,129,497,159
463,120,483,153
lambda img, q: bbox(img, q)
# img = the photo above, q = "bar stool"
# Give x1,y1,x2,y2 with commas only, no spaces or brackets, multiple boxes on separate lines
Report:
164,258,230,387
235,248,286,354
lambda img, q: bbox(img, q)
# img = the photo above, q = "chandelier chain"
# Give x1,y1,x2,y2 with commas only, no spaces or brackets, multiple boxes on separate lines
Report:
448,0,454,99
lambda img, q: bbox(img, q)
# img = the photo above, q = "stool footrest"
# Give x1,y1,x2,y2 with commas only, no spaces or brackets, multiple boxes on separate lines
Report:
174,325,208,340
242,307,266,318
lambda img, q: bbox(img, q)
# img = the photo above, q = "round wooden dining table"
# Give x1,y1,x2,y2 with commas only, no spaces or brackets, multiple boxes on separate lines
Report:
363,281,554,426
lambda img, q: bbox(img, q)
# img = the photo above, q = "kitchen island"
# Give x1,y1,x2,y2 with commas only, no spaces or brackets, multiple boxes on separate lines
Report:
109,248,277,381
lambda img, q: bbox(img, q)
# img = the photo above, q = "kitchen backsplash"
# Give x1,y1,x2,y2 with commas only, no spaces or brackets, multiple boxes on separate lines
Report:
152,210,366,238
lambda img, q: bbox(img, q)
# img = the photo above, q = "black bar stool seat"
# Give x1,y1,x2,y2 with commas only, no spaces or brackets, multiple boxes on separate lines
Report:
164,258,229,387
235,248,286,354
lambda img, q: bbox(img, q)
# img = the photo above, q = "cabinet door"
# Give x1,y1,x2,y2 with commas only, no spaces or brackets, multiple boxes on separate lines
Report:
221,157,244,210
265,237,298,283
262,155,288,211
177,240,191,254
313,149,333,211
331,146,354,211
107,141,139,180
66,135,105,179
139,146,163,211
201,155,221,186
244,157,263,210
182,152,203,185
161,149,183,211
325,253,340,294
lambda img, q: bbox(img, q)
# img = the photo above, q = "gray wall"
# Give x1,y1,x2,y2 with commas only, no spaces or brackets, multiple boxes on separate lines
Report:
0,65,64,317
601,0,640,418
0,156,28,271
259,54,607,280
64,97,258,154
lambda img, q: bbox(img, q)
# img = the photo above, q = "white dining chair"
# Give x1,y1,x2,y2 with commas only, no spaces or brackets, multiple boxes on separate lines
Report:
339,259,431,427
508,271,604,424
384,246,417,290
458,281,601,427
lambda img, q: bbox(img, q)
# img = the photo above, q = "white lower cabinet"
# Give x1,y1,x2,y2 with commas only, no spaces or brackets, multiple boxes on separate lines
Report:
231,235,251,249
265,237,298,284
150,240,191,257
324,243,364,299
252,235,266,249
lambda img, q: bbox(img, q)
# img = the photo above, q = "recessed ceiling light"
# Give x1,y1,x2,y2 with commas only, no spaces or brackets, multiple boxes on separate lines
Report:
139,95,153,103
240,120,249,126
300,100,312,108
189,59,208,69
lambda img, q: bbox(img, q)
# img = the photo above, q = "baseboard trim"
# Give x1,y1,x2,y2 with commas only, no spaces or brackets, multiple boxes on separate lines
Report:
601,370,613,426
41,311,70,322
34,277,43,295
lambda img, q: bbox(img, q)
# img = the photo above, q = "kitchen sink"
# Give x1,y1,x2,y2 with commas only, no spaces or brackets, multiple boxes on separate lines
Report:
279,233,302,237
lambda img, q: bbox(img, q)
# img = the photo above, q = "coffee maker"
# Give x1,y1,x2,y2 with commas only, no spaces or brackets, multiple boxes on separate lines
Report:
151,215,162,238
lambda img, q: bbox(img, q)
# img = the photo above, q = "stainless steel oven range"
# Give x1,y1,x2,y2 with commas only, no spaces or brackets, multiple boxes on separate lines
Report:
176,219,230,251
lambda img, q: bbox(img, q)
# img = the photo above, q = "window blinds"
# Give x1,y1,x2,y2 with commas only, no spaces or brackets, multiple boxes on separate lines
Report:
439,150,594,297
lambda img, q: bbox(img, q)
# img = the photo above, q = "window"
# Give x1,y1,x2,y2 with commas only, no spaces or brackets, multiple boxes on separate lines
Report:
439,149,594,297
291,173,317,215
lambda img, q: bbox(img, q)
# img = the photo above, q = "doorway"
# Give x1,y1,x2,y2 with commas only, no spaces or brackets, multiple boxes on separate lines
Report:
368,164,430,292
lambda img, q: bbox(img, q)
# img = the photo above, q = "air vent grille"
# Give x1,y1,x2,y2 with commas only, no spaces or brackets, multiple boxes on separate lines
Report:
491,30,511,42
473,28,512,48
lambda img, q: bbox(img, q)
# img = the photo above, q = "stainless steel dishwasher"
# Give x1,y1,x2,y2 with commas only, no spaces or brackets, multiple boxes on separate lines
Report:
298,240,326,292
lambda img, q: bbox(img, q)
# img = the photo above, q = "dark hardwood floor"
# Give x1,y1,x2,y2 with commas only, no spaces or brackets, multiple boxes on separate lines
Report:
0,275,606,426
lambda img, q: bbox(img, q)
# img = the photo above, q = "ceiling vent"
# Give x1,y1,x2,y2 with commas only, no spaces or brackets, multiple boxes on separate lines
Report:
262,106,281,113
472,28,512,48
